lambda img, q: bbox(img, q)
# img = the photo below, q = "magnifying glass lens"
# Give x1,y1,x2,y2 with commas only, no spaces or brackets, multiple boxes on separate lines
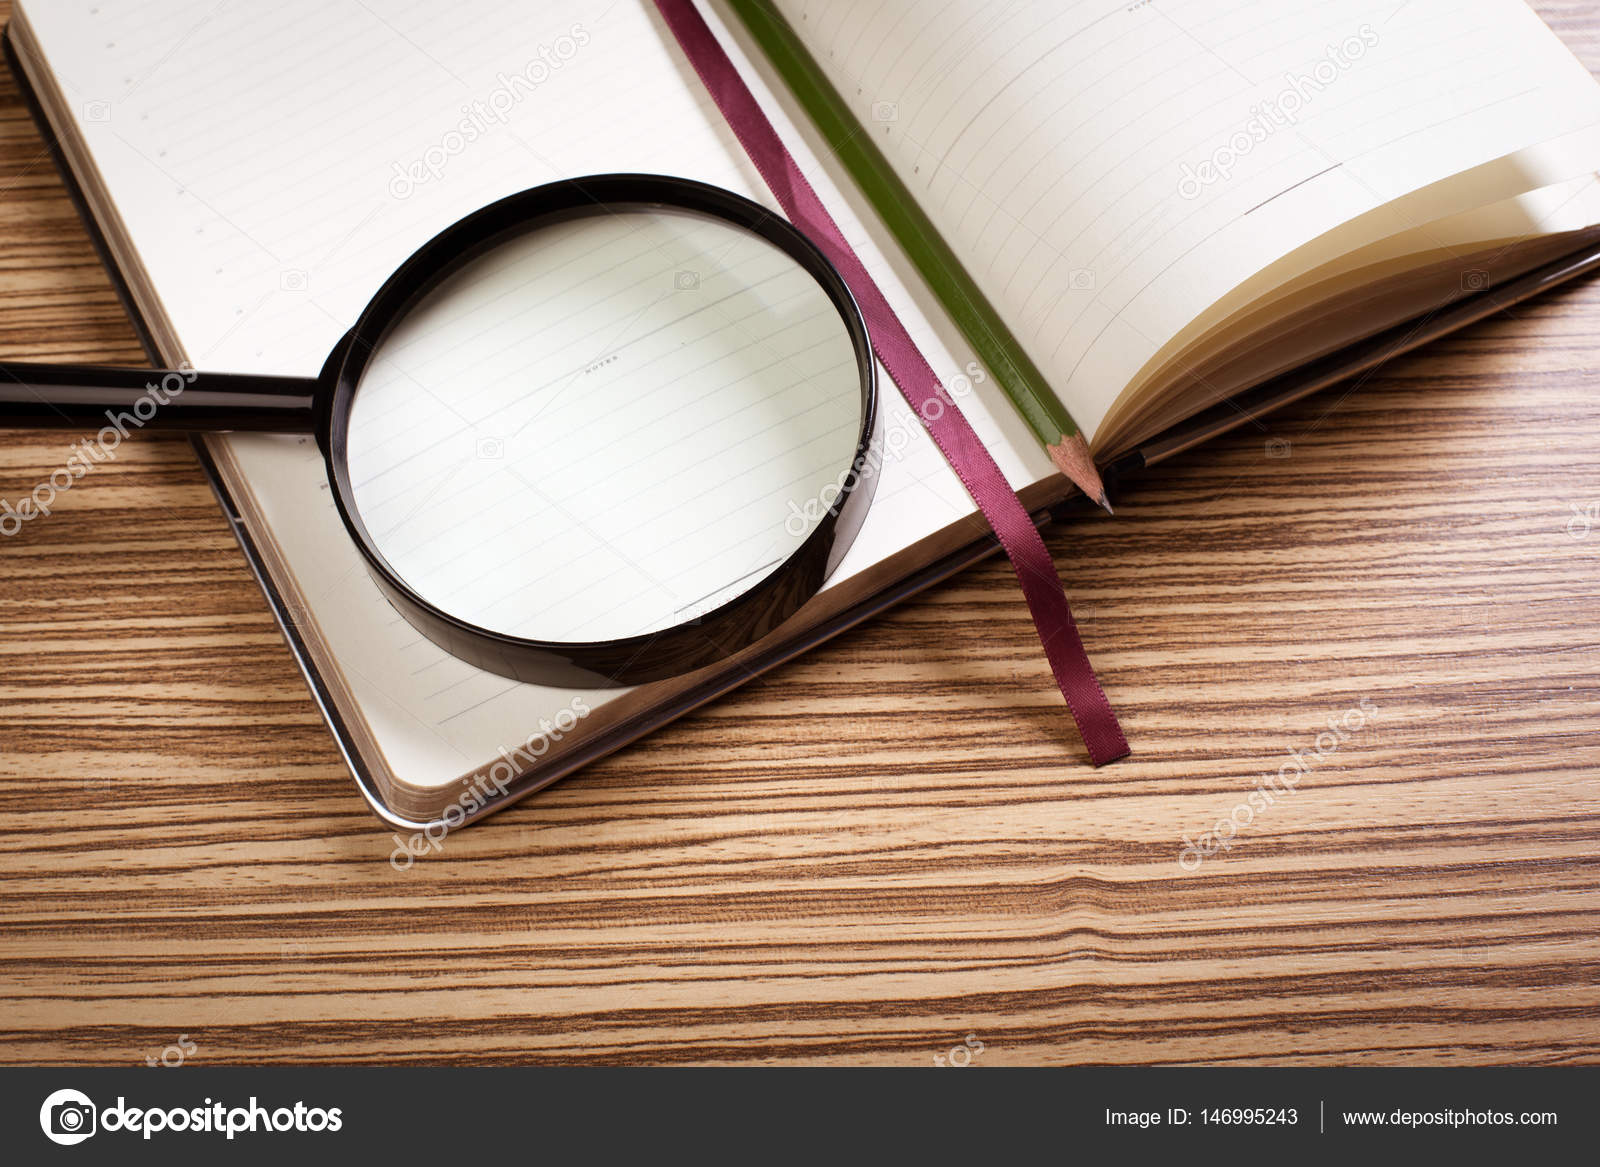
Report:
345,206,865,647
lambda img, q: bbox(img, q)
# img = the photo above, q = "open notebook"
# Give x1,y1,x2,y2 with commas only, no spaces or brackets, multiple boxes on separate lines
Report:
9,0,1600,826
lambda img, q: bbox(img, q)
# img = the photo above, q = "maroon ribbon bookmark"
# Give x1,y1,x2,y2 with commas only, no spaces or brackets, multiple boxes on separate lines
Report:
653,0,1128,765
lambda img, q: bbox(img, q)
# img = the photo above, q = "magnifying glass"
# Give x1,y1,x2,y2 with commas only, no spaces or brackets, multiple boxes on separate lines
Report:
0,174,878,687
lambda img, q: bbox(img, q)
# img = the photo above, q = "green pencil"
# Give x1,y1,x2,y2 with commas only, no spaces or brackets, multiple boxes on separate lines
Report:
725,0,1111,512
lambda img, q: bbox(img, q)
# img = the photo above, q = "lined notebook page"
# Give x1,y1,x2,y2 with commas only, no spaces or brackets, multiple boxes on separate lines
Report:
17,0,1051,788
347,208,863,642
776,0,1600,439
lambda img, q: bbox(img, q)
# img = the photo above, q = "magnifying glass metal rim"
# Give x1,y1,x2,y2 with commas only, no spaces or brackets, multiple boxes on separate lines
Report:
321,173,879,688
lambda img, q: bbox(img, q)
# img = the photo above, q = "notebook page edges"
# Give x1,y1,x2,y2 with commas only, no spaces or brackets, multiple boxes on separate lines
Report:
775,0,1600,440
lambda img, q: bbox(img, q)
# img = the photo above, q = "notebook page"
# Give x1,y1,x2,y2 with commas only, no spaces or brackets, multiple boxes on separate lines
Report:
16,0,1047,788
775,0,1600,439
347,208,864,641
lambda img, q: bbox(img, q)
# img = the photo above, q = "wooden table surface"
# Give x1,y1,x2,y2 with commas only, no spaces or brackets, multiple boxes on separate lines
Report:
3,2,1600,1067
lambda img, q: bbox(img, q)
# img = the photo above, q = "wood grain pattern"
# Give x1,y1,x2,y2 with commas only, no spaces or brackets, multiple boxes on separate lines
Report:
1,1,1599,1066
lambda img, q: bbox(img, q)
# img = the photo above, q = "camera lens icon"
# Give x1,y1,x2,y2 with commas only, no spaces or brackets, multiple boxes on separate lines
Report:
674,270,700,290
40,1089,97,1145
475,436,505,460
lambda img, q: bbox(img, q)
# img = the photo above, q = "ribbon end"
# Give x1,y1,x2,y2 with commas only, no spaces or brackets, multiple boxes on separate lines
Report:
1087,736,1131,767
